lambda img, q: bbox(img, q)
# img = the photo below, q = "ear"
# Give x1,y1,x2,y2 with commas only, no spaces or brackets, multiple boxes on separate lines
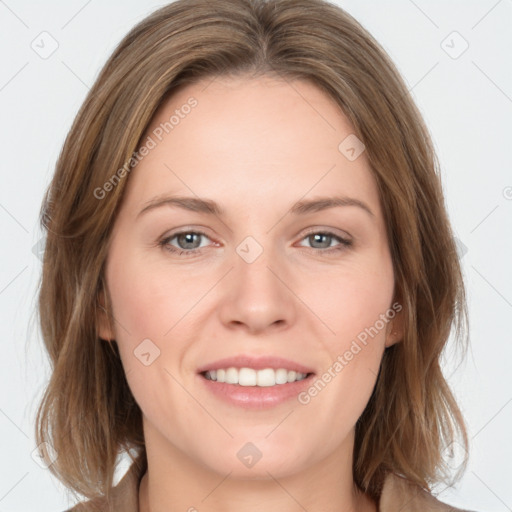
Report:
384,302,404,348
97,286,115,341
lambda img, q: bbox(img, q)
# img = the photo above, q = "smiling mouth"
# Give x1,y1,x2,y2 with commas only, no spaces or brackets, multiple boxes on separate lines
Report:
201,367,313,387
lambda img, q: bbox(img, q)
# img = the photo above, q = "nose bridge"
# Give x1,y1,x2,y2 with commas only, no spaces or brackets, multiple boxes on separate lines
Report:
233,236,284,301
217,235,296,333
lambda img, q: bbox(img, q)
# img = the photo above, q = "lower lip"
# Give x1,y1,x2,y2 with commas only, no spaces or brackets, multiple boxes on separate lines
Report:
198,373,314,409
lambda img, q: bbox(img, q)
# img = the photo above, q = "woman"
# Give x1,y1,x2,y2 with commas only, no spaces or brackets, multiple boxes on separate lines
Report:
35,0,474,510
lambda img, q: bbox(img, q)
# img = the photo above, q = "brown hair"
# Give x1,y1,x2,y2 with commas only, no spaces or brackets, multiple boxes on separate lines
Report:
35,0,469,504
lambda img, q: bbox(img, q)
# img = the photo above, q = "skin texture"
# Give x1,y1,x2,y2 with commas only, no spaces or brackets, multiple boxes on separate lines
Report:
99,75,403,512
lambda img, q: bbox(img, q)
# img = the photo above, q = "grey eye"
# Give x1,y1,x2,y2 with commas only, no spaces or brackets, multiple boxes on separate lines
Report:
175,232,204,249
306,233,336,249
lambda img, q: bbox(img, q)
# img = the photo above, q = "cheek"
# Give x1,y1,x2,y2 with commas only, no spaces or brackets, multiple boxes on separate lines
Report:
299,256,395,352
293,255,395,436
106,248,209,340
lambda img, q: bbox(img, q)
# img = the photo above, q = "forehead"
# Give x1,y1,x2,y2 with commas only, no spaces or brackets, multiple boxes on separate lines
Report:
121,75,381,219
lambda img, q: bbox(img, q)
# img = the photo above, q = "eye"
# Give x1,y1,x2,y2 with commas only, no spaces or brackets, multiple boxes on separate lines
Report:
297,231,352,253
159,230,213,255
158,229,352,257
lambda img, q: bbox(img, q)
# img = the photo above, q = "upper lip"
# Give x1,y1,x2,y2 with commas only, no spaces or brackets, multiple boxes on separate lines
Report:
197,355,315,375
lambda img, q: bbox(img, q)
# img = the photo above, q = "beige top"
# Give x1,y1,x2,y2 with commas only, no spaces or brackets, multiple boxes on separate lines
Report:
67,460,475,512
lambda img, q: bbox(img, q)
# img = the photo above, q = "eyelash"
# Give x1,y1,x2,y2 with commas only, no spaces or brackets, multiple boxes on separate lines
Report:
158,229,353,257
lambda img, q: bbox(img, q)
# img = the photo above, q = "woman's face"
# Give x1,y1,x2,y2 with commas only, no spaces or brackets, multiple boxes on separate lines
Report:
100,75,402,479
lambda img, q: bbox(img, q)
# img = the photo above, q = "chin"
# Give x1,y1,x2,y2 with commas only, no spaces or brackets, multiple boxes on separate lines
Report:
193,436,315,480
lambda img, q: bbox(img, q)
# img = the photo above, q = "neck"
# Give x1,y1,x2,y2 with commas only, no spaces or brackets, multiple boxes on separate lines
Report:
138,420,376,512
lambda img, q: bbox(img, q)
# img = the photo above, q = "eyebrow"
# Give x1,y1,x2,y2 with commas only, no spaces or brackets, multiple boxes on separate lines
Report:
137,194,374,219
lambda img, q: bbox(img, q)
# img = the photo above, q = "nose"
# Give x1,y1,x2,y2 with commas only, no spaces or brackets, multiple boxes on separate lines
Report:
217,247,297,335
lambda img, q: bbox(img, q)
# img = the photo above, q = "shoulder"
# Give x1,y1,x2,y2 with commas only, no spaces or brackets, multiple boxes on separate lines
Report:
379,473,478,512
65,458,144,512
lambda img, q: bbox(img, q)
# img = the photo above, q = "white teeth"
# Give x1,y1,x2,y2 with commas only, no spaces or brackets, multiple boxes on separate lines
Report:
275,368,288,385
238,367,257,386
204,367,309,386
257,368,275,387
287,370,297,383
225,367,238,384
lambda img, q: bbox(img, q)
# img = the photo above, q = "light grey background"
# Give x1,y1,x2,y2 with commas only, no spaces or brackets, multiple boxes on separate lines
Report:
1,1,511,511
